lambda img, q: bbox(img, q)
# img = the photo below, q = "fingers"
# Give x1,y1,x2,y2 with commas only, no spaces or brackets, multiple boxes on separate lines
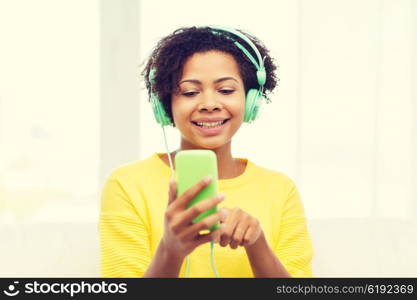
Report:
214,208,228,244
167,178,177,206
241,220,261,246
230,225,249,249
194,227,222,247
181,194,225,226
165,176,240,256
173,176,212,210
212,225,223,244
217,208,261,249
219,208,240,247
240,224,255,246
181,208,227,240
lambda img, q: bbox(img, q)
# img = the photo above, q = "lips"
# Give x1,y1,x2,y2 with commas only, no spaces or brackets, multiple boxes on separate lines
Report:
191,118,230,136
191,118,230,124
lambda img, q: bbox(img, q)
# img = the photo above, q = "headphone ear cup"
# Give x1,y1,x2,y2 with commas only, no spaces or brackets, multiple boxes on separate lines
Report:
244,89,262,123
151,93,172,126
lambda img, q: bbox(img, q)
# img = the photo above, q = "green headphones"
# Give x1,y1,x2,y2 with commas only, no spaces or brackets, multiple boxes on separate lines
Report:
148,25,267,126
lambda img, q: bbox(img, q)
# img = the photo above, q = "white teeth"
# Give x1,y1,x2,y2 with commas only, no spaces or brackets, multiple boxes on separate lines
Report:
196,120,224,127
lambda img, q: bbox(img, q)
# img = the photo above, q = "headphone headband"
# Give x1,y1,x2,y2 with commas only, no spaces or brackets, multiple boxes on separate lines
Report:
204,25,266,86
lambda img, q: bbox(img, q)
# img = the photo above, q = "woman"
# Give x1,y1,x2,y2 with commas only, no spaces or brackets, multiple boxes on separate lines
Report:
99,26,313,277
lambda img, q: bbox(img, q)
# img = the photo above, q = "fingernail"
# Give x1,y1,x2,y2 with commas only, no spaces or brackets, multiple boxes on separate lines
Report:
204,176,212,183
217,194,225,201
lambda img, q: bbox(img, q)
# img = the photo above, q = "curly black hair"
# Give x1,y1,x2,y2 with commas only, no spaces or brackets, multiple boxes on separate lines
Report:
141,26,279,126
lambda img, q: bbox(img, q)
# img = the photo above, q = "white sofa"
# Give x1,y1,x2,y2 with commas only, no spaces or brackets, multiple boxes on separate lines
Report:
1,218,416,277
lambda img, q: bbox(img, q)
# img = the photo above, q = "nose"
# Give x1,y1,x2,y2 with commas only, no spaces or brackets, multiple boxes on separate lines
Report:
197,92,222,112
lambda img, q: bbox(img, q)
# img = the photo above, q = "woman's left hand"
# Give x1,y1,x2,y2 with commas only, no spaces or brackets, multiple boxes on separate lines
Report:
216,207,262,249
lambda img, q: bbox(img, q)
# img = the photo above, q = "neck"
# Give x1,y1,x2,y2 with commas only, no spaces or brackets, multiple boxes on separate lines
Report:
166,141,242,179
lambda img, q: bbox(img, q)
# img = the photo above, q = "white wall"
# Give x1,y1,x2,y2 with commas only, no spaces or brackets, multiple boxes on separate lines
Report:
297,0,417,219
0,0,416,277
0,0,100,223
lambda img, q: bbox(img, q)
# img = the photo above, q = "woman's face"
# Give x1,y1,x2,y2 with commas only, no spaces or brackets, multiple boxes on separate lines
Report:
171,50,246,150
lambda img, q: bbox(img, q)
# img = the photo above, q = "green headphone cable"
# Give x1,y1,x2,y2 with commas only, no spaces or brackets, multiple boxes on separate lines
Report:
184,242,219,278
210,241,219,277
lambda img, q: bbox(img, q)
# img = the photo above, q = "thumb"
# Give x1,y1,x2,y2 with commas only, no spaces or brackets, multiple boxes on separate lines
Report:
167,178,177,206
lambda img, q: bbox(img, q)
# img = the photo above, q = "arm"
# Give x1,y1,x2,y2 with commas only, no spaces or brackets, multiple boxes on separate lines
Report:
143,240,184,278
273,182,314,277
99,176,152,278
244,231,291,278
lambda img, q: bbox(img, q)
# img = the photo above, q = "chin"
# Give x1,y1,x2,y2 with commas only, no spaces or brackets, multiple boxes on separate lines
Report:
193,139,230,150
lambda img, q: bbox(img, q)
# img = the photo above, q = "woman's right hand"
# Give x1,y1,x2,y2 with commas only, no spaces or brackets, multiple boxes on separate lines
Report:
161,176,226,259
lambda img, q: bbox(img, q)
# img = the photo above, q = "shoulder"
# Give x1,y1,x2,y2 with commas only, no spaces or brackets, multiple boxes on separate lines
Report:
243,159,301,205
249,160,297,191
105,153,162,184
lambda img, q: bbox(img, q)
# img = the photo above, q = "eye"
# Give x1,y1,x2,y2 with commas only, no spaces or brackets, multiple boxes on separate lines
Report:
181,91,199,97
219,89,235,95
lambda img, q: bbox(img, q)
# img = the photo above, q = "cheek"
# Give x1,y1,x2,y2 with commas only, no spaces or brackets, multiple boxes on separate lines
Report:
171,98,191,127
232,96,246,120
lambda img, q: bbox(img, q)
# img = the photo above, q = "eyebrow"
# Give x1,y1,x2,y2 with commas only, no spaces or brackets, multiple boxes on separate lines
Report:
179,77,238,85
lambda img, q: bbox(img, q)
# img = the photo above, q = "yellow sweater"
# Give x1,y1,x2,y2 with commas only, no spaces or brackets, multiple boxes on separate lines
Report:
99,153,313,277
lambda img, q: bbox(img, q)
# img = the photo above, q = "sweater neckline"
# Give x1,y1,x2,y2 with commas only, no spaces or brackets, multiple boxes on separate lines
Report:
152,152,255,189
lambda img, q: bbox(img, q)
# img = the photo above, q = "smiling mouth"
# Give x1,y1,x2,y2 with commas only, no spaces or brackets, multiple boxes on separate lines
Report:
191,119,230,128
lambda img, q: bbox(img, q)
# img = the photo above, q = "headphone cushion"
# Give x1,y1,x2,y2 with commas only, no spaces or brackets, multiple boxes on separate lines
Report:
244,89,261,123
151,95,172,126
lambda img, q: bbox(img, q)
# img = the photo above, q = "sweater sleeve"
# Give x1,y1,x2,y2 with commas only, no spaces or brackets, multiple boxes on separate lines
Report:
274,182,314,277
99,174,151,277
